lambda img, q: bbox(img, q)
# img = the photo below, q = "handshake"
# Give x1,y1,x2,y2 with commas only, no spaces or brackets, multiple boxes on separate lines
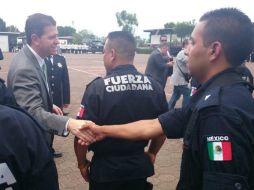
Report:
69,118,161,146
68,119,104,146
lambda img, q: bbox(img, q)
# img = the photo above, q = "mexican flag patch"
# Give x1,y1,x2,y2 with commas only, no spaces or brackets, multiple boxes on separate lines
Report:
77,105,86,118
208,141,232,161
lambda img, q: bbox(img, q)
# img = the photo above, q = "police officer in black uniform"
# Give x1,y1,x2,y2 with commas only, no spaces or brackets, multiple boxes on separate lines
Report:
0,106,59,190
45,54,70,158
74,31,168,190
45,54,70,110
0,53,59,189
84,8,254,190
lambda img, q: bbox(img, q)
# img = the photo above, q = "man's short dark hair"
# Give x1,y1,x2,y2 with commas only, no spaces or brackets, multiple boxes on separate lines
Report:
160,35,167,41
25,13,56,45
200,8,254,66
106,31,136,61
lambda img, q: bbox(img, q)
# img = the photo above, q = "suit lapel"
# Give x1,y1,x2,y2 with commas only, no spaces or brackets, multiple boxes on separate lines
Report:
23,46,53,105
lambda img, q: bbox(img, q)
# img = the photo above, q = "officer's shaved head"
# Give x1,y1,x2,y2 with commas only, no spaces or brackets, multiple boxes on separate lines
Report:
105,31,136,61
199,8,254,66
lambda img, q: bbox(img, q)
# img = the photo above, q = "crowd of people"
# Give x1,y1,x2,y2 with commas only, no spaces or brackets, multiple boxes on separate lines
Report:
0,7,254,190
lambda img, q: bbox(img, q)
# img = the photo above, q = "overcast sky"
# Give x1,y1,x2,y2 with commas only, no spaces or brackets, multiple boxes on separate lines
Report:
0,0,253,38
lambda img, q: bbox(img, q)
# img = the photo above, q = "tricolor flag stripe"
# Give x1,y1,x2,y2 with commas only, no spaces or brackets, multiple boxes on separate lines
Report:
208,142,232,161
222,142,232,160
77,105,85,118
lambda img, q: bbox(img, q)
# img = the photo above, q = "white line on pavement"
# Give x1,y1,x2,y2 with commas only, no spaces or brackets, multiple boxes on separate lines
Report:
68,67,100,77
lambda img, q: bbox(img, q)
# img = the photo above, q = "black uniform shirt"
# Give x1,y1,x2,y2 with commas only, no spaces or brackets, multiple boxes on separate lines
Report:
45,55,70,108
77,64,168,182
0,105,59,190
158,69,254,189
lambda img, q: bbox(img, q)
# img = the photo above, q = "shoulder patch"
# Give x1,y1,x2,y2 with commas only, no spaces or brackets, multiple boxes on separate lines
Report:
77,104,86,119
207,135,232,161
86,77,102,89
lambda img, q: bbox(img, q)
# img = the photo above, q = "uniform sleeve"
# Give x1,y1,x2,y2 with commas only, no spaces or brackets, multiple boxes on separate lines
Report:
77,82,101,123
61,57,70,104
198,107,253,189
158,108,188,138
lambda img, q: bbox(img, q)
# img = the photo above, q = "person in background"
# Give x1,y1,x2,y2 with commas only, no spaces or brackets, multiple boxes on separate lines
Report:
168,39,191,109
145,35,173,89
45,54,70,158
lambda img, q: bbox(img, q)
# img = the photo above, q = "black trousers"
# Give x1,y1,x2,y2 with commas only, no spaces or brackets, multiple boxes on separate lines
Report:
89,179,153,190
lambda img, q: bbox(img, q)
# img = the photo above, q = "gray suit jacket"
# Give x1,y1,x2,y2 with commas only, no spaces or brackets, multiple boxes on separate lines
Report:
7,45,69,137
145,49,170,88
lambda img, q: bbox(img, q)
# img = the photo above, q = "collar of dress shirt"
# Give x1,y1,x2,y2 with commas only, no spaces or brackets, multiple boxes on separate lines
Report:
27,44,45,68
50,55,53,64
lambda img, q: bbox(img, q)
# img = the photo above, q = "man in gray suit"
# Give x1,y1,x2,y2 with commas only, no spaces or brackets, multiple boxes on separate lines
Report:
7,13,94,146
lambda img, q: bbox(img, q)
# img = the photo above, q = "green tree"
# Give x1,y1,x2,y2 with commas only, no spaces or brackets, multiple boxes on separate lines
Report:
175,21,195,42
57,26,76,36
73,33,83,44
78,29,96,42
6,25,19,32
164,22,176,29
116,10,138,34
73,29,99,44
0,18,6,32
164,20,195,42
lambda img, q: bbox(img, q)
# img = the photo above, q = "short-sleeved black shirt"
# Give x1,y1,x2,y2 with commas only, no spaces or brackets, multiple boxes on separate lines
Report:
77,64,168,182
158,69,254,189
